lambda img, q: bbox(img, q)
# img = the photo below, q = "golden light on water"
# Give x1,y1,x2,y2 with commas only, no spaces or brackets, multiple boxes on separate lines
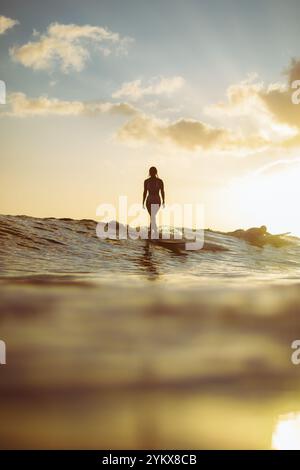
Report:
272,412,300,450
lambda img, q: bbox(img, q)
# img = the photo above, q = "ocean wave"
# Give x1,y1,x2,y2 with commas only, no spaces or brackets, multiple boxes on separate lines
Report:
0,214,299,282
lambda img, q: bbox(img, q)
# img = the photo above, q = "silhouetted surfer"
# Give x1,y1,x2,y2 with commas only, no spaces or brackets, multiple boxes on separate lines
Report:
143,166,165,238
226,225,290,247
229,225,269,244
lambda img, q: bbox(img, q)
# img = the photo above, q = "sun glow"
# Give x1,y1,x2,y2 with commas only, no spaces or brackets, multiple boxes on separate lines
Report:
227,161,300,236
272,412,300,450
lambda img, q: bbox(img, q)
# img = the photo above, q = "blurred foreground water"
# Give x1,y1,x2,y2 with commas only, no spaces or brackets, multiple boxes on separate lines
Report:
1,215,300,449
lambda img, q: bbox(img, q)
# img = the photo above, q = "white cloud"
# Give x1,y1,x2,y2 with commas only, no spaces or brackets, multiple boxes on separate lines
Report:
2,92,138,117
0,15,19,35
205,74,299,146
114,65,300,153
205,75,265,117
10,22,133,72
5,60,300,155
117,113,269,153
112,76,185,101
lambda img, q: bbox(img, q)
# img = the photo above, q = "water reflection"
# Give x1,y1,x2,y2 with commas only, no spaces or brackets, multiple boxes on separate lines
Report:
139,242,160,279
272,412,300,449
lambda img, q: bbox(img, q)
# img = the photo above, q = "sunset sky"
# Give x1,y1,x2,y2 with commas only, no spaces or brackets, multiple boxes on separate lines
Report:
1,0,300,233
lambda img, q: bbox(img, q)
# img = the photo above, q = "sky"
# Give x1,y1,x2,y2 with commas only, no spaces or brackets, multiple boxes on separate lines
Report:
1,0,300,233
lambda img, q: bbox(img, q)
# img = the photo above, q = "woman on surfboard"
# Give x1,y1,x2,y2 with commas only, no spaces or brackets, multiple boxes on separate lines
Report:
143,166,165,238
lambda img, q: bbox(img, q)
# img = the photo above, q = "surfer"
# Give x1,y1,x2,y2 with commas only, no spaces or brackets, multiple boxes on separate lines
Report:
227,225,290,247
143,166,165,238
227,225,269,244
244,225,269,243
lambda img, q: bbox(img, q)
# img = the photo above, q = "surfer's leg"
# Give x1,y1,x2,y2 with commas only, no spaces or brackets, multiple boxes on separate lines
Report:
146,200,152,237
150,203,160,239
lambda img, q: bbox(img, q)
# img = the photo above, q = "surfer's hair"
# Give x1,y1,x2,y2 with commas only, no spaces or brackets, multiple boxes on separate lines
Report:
149,166,158,177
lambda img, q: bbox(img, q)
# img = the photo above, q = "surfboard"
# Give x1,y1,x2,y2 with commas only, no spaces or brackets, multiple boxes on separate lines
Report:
149,238,187,252
262,235,291,248
148,238,227,252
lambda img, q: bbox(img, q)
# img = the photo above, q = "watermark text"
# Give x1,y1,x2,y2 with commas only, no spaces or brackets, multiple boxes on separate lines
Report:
0,340,6,365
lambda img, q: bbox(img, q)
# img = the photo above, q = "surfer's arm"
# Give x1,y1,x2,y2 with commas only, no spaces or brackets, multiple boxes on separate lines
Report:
160,180,165,205
143,180,147,207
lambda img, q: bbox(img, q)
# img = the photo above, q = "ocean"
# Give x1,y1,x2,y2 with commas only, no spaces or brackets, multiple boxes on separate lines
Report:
1,214,300,449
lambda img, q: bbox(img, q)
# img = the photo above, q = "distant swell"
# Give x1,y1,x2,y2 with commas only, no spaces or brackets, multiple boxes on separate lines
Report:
0,214,299,282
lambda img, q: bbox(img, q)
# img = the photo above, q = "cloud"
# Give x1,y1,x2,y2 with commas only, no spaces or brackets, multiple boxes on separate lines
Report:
206,75,265,117
205,74,300,146
161,119,228,150
112,76,185,101
260,85,300,130
113,65,300,152
10,22,133,72
3,92,137,117
5,59,300,155
117,114,269,153
219,78,299,131
284,58,300,85
252,158,300,177
0,15,19,34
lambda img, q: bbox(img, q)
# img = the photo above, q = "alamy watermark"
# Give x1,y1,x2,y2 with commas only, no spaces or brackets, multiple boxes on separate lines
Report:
96,196,205,251
291,80,300,105
0,340,6,365
0,80,6,105
291,340,300,365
